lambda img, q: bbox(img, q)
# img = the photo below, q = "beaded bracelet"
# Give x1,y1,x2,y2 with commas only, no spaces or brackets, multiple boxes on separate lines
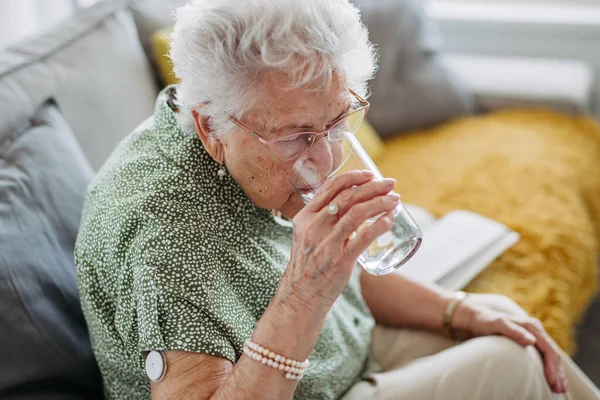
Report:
243,339,310,380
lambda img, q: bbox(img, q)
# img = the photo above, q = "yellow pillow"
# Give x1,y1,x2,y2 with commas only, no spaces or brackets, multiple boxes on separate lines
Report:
151,28,179,86
150,28,385,161
377,109,600,354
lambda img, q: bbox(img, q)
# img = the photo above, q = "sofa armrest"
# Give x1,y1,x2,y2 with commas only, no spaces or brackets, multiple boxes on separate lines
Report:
443,53,595,114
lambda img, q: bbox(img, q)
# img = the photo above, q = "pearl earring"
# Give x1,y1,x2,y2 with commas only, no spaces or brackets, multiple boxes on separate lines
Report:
217,162,226,178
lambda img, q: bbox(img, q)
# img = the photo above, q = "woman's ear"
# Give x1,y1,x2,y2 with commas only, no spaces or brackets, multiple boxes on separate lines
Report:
192,109,224,162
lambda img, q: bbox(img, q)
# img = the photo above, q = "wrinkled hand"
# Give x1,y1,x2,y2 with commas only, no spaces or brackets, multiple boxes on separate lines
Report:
277,170,399,312
452,295,568,393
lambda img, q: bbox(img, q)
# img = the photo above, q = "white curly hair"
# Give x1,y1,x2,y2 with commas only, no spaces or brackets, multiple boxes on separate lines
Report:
169,0,377,138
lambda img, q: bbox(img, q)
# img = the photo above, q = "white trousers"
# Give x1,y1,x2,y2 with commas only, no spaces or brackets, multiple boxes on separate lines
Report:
343,294,600,400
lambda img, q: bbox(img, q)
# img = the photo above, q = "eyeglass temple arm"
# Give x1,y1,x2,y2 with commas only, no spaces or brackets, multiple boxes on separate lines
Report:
349,89,369,107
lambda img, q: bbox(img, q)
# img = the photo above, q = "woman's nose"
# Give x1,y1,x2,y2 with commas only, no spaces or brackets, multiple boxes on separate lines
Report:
303,138,334,175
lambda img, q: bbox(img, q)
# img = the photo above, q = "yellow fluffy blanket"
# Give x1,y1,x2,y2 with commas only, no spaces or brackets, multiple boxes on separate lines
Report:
377,109,600,353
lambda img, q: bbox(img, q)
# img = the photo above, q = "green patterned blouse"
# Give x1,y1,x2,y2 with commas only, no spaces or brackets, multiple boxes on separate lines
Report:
75,86,379,400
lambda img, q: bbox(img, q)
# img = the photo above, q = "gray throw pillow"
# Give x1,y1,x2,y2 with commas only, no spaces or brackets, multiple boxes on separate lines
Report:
128,0,188,61
354,0,474,137
0,102,103,399
0,1,158,170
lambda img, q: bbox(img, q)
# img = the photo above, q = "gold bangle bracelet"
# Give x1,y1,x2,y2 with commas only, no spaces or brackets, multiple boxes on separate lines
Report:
442,291,468,340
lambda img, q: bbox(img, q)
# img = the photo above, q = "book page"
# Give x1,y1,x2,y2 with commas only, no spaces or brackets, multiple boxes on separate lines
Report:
403,203,436,232
397,210,513,285
437,231,520,290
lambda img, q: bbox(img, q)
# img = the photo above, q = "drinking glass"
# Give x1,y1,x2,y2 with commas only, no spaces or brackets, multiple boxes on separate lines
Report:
289,129,422,275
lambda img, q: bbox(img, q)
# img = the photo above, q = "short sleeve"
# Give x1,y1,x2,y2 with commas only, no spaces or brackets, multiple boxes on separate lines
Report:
129,218,256,366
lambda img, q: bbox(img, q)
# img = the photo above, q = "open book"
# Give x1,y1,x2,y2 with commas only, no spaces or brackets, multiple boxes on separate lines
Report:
398,205,520,291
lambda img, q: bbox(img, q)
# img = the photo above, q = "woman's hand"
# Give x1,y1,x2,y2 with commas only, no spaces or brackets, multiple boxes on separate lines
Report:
452,294,568,393
277,170,400,313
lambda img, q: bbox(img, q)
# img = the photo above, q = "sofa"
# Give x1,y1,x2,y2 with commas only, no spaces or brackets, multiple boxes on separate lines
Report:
1,0,598,397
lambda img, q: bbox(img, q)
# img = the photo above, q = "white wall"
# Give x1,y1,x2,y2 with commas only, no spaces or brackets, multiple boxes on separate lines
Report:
428,2,600,116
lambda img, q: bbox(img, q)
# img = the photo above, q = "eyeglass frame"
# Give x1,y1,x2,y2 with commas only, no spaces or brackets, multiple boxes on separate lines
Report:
228,89,370,154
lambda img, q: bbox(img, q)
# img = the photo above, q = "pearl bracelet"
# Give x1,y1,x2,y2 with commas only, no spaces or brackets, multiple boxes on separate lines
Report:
243,339,310,380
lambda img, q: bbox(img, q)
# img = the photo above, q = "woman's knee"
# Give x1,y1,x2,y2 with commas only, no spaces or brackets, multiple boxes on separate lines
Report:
465,336,551,398
472,335,542,369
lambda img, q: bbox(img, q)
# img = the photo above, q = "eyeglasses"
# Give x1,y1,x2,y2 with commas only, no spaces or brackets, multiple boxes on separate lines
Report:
229,89,370,164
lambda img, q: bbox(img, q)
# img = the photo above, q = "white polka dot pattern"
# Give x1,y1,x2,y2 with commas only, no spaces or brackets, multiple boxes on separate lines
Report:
75,86,380,399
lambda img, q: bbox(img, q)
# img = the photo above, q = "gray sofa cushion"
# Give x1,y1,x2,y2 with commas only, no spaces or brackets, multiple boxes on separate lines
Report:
354,0,474,136
0,101,102,399
128,0,188,60
0,1,158,170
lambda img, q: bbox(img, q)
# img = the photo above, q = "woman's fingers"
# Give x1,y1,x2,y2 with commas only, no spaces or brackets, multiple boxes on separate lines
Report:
498,319,537,347
328,194,399,245
315,178,397,224
344,210,395,258
496,317,566,393
334,178,396,214
516,318,568,393
303,170,374,213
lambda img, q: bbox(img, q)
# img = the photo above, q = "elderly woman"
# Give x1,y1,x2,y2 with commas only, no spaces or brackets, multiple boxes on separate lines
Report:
75,0,600,399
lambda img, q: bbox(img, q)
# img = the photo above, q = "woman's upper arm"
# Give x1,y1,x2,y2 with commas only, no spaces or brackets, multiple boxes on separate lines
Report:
150,350,234,400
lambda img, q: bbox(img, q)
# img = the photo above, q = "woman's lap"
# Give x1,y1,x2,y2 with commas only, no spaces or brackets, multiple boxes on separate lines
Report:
343,294,600,400
343,325,552,400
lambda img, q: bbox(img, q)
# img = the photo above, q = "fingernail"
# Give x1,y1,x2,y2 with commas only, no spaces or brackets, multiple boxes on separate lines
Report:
524,333,536,343
388,193,401,201
383,215,394,225
362,170,374,176
382,178,396,185
560,382,567,393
